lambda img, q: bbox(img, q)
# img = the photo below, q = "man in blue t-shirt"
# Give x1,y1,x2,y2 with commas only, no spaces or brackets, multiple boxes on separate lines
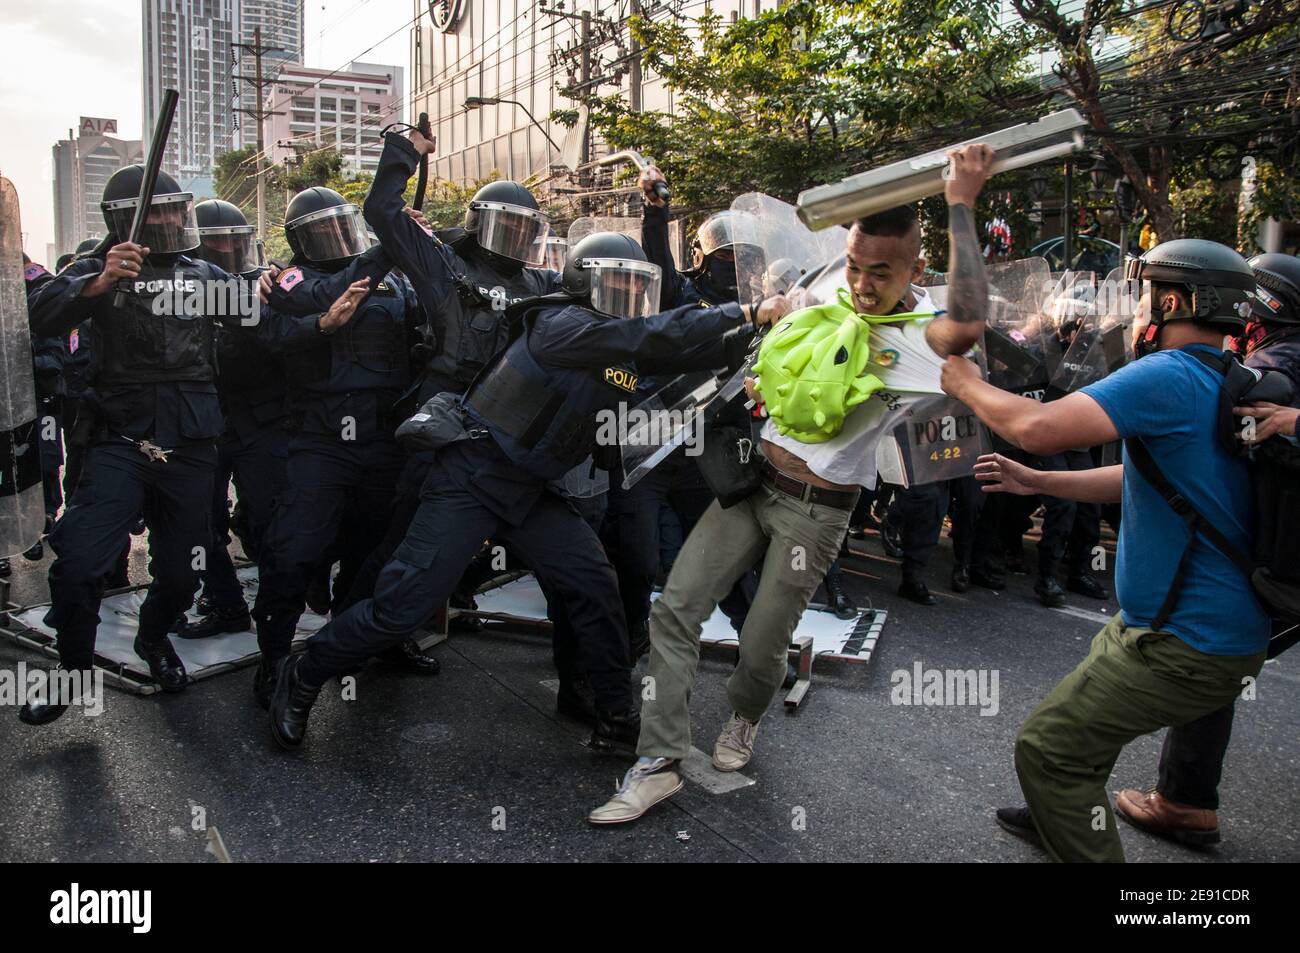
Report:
940,239,1270,863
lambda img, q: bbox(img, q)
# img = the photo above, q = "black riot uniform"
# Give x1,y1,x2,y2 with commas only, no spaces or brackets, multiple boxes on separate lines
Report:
331,134,564,618
249,186,422,702
21,166,256,719
269,231,757,752
176,200,287,639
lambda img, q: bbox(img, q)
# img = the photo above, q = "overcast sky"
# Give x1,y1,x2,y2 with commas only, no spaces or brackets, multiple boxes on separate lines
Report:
0,0,410,262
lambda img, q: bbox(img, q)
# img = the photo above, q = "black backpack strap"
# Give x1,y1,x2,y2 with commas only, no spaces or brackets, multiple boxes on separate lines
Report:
1125,436,1254,630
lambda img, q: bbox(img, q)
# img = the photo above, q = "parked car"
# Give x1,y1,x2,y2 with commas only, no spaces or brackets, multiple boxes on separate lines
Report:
1029,235,1122,275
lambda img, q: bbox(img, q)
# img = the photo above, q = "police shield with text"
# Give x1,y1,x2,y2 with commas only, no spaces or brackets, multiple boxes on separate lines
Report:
20,165,256,722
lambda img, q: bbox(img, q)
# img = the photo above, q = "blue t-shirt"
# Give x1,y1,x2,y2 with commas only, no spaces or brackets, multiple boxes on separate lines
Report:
1081,345,1269,656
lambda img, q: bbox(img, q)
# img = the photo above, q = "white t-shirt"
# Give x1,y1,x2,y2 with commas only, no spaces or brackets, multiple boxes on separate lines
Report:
760,286,943,489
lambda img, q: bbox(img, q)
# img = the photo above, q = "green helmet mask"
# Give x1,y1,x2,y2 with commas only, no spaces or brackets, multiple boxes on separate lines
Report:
752,288,931,443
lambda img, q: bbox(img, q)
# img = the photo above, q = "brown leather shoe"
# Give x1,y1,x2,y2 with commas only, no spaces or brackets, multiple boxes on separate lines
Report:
1115,788,1220,847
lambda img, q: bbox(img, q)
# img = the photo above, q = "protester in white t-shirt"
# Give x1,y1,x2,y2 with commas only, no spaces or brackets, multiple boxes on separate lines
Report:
587,144,995,825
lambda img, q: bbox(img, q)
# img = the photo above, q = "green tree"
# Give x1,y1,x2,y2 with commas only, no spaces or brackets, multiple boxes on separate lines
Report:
1009,0,1299,242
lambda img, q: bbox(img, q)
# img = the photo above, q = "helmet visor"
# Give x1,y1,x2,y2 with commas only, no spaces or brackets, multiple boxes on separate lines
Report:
474,202,550,265
586,259,663,318
287,204,369,262
542,236,568,272
196,226,258,275
103,192,199,254
696,211,760,257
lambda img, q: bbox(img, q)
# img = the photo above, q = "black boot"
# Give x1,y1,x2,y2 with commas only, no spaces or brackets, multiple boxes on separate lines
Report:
133,634,188,692
195,593,216,617
589,707,641,755
17,666,72,725
968,565,1006,591
0,558,11,579
898,576,937,606
269,654,322,750
176,605,251,639
1067,573,1110,600
304,568,332,617
556,676,597,726
22,539,43,561
825,574,856,620
1034,576,1067,608
950,563,971,593
252,657,278,711
380,640,442,675
880,515,904,559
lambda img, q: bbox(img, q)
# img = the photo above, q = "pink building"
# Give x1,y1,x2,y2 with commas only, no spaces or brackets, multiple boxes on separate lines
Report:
265,60,404,176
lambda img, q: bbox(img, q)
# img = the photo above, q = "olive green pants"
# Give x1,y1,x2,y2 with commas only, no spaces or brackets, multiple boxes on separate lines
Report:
1015,613,1264,862
637,484,851,760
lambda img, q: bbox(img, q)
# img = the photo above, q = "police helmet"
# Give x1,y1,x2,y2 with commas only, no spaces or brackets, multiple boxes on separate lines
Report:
100,165,198,254
194,199,258,275
284,187,368,265
562,232,663,318
464,180,549,266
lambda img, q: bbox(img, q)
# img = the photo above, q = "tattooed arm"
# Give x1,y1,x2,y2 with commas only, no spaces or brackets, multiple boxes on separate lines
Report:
925,144,994,358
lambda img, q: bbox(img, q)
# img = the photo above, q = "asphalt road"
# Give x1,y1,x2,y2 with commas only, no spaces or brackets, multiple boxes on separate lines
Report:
2,525,1298,863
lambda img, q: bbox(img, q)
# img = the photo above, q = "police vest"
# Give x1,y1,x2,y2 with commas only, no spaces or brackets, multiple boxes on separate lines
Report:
426,231,557,389
463,302,636,481
92,255,220,387
283,267,412,396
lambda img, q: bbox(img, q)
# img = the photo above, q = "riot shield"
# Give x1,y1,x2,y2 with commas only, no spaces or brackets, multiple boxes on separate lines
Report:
0,176,45,557
729,193,847,307
979,257,1053,394
1050,267,1136,392
875,395,991,488
566,216,641,247
617,371,720,490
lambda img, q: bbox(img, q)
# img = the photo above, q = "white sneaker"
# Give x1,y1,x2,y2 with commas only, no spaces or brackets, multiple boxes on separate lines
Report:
712,713,759,772
587,760,683,825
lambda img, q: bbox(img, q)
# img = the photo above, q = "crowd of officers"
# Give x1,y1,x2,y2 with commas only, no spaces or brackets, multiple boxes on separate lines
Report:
10,127,1297,758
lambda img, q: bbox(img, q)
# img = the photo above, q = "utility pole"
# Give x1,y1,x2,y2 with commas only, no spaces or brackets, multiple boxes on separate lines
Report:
234,27,285,240
628,0,641,114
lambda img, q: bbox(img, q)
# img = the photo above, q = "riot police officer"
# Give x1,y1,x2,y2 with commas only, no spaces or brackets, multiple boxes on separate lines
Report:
20,166,257,722
268,231,784,752
332,131,565,619
176,199,287,639
249,186,426,707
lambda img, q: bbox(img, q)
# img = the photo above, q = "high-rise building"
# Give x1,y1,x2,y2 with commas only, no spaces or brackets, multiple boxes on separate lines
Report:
265,61,404,176
51,118,145,259
240,0,305,74
408,0,770,188
142,0,243,197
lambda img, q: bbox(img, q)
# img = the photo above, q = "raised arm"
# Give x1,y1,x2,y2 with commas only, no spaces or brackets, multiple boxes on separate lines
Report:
925,144,994,358
362,131,457,295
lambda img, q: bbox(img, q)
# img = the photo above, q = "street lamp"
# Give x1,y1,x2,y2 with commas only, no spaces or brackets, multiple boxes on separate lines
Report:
463,95,561,152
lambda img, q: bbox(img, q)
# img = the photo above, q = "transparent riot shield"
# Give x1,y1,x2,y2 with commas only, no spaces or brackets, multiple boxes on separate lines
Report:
566,216,642,247
978,257,1053,394
618,370,723,490
0,176,45,557
1050,267,1137,392
729,193,847,307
